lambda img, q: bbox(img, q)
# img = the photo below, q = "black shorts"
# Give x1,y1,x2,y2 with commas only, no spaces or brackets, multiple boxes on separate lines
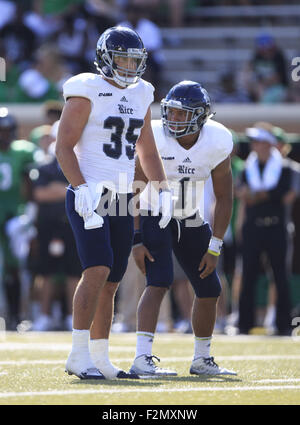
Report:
140,214,221,298
66,187,134,283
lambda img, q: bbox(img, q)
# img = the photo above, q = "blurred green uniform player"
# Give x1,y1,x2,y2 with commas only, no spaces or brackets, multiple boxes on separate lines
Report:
0,108,37,327
0,140,36,262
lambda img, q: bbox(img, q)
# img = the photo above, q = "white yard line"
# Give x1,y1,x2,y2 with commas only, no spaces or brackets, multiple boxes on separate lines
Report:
0,343,136,352
254,378,300,383
0,384,300,399
0,355,300,365
1,333,296,342
0,343,71,351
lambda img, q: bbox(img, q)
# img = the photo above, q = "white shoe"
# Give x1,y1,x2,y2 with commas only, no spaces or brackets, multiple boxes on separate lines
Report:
190,356,237,376
32,314,53,331
129,355,177,378
91,357,139,380
65,351,105,380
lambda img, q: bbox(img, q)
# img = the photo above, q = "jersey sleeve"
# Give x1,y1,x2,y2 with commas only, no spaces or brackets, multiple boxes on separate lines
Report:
151,119,166,151
141,79,154,110
212,127,233,169
146,81,154,107
62,73,92,102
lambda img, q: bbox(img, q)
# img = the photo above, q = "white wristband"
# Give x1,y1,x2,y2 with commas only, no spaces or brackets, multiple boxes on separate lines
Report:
208,236,223,255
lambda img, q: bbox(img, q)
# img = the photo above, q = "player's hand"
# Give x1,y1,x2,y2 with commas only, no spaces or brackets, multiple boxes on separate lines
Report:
74,183,94,220
132,244,154,275
74,183,104,229
198,252,218,279
153,189,173,229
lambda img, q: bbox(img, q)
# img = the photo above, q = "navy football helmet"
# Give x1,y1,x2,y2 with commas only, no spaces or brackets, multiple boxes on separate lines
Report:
95,26,147,87
161,81,214,138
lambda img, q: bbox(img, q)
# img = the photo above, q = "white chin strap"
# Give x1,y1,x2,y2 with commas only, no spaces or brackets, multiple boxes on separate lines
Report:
113,73,137,87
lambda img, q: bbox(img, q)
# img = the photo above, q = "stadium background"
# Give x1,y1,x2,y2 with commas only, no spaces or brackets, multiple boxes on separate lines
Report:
1,0,300,335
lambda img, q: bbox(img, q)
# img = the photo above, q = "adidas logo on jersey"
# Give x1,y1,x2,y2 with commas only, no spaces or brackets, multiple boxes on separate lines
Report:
120,96,128,102
183,157,192,163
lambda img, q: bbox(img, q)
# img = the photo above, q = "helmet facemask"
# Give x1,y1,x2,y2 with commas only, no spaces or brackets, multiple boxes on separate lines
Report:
161,99,206,138
96,45,147,87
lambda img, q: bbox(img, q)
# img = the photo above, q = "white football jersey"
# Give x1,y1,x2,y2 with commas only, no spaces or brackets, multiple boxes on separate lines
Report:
139,119,233,219
63,72,154,193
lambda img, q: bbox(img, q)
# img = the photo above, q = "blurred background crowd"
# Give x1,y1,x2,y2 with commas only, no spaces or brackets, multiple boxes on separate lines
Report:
1,0,300,103
0,0,300,335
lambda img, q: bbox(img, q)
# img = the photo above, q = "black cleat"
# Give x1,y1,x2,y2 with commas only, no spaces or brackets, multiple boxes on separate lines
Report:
116,370,140,379
66,367,106,380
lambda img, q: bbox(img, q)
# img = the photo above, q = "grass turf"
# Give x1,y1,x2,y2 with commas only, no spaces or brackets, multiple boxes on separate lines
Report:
0,331,299,405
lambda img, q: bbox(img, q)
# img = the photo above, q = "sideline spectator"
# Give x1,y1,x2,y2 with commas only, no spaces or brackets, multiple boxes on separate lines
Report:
29,101,63,146
213,71,250,103
16,45,71,103
236,125,292,335
121,0,187,27
242,33,288,103
0,46,21,103
0,3,37,69
29,125,81,331
55,13,89,75
0,108,38,329
0,0,15,30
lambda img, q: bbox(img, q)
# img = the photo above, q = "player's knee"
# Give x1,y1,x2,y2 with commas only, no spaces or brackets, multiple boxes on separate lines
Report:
83,265,110,284
146,284,169,298
103,281,120,296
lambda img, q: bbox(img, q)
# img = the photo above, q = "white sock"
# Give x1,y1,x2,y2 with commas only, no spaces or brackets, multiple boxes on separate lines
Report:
89,339,121,379
194,336,212,360
71,329,90,353
135,331,154,358
67,329,95,371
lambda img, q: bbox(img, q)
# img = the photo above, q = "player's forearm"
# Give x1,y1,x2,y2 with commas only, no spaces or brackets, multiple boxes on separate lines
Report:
211,157,233,240
134,215,140,232
134,156,148,185
55,144,85,188
138,152,169,191
212,195,233,240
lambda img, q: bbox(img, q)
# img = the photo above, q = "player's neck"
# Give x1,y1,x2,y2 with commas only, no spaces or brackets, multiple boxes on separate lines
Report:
176,133,199,150
103,77,126,90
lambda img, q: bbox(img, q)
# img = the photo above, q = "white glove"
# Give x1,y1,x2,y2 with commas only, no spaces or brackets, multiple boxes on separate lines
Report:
74,183,93,219
74,183,104,229
153,189,173,229
83,211,104,230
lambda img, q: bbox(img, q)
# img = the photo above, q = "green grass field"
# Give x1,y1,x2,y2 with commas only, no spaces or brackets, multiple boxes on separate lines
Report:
0,331,299,405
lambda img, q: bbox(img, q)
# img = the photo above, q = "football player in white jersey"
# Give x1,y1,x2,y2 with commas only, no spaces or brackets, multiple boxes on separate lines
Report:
55,26,172,380
130,81,237,377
